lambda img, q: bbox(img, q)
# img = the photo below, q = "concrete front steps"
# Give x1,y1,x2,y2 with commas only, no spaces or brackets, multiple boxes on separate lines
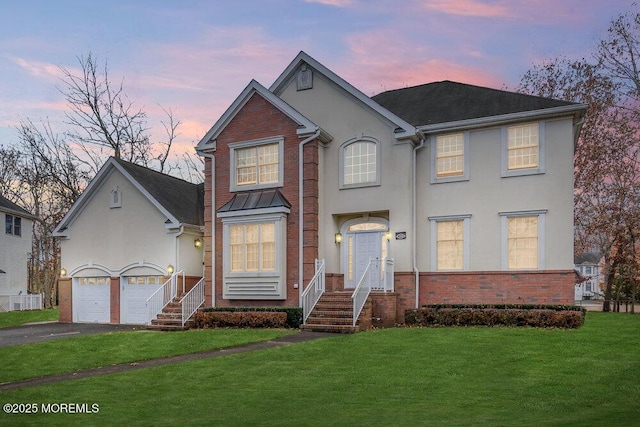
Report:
147,297,195,331
301,291,372,333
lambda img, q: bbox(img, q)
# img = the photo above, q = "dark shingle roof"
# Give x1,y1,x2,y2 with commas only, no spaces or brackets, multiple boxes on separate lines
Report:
218,189,291,213
0,194,35,219
113,158,204,226
372,81,577,127
575,253,602,265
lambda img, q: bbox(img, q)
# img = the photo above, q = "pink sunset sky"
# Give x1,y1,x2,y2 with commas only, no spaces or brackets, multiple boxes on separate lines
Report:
0,0,632,159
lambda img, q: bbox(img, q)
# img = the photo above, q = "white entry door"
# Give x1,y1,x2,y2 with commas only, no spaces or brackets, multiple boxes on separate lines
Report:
121,276,163,325
345,231,384,288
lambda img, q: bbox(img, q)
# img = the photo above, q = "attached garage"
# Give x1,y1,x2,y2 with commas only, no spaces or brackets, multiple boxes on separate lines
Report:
120,275,164,325
72,276,110,323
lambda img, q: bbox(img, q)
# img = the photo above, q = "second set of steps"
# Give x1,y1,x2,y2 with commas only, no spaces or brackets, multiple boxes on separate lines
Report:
302,291,371,333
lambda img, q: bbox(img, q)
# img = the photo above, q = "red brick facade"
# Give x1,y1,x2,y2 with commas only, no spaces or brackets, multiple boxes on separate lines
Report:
203,93,320,308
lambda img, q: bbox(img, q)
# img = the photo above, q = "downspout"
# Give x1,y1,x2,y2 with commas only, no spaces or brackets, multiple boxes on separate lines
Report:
412,133,427,308
199,152,216,308
299,128,322,307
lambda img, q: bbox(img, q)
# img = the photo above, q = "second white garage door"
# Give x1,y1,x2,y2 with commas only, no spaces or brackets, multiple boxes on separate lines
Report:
120,276,164,325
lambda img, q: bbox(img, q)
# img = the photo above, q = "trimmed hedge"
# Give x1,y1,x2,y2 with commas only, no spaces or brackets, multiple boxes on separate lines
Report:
405,305,585,328
199,307,303,328
193,311,287,329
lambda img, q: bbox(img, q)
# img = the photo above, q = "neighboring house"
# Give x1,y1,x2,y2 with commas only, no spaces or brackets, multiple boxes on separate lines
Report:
0,194,37,311
54,158,204,324
575,253,604,300
56,51,586,326
195,51,586,326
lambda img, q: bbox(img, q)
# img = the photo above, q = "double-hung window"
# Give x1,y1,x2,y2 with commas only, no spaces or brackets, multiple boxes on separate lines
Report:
229,222,276,272
230,137,283,191
500,210,546,270
431,133,469,183
501,122,545,177
429,215,470,271
5,214,21,236
339,136,381,188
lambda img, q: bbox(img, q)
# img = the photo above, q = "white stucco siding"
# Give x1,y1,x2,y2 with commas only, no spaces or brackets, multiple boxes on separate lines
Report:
280,72,415,273
0,216,33,295
60,170,175,276
417,117,575,272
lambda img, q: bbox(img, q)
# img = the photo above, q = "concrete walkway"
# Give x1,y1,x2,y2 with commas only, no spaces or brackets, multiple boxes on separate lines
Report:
0,329,333,391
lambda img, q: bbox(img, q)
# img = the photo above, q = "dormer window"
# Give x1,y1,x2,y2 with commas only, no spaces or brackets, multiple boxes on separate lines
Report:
110,187,122,208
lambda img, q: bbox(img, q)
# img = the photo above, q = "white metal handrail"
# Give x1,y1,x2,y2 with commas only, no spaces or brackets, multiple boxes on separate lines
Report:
180,277,205,327
351,258,379,326
145,270,182,325
302,259,325,324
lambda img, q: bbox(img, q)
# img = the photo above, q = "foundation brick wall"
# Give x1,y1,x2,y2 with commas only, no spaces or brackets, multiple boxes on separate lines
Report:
204,93,319,308
419,270,576,305
370,292,399,327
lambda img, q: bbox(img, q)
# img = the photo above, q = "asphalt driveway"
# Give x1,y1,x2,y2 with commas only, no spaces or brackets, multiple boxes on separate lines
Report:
0,322,142,347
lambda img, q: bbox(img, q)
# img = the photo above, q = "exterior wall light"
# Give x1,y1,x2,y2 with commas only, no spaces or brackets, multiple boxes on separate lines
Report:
335,233,343,244
385,231,393,241
194,238,203,248
167,264,175,275
60,268,67,277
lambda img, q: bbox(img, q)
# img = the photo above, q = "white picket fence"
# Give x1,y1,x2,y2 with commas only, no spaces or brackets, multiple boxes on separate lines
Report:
0,294,43,312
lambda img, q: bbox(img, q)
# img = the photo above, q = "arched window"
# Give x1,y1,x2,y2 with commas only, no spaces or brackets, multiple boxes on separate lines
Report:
339,136,381,188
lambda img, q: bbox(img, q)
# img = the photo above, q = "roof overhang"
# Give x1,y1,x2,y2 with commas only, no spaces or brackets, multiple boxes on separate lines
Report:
418,104,588,135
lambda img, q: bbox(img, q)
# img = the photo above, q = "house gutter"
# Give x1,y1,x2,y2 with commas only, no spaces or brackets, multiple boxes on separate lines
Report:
199,151,216,308
298,128,322,307
412,133,427,308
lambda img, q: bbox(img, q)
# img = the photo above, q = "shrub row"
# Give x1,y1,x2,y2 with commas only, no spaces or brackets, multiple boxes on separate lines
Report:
199,307,303,328
405,306,585,328
193,311,287,329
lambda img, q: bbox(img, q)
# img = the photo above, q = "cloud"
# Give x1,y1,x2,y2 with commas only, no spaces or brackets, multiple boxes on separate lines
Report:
423,0,512,18
304,0,355,7
8,56,66,80
341,29,504,95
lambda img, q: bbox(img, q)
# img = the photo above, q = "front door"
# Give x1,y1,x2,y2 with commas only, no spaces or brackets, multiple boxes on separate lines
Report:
345,231,384,288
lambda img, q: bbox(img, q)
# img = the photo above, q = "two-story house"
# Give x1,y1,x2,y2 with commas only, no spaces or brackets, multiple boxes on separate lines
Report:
575,253,604,300
196,52,586,328
0,194,38,311
57,51,585,327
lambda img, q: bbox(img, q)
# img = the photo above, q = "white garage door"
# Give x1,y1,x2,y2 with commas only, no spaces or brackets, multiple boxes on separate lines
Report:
121,276,164,325
73,277,110,323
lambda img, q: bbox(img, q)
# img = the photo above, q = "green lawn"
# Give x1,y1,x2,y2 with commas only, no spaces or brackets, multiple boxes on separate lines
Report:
0,328,293,383
1,313,639,426
0,309,59,328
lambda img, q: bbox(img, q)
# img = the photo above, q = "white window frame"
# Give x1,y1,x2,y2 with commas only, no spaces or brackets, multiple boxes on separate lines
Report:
5,214,21,236
501,122,546,177
219,208,288,299
229,136,284,192
429,215,471,271
431,133,470,184
339,136,381,189
500,210,547,270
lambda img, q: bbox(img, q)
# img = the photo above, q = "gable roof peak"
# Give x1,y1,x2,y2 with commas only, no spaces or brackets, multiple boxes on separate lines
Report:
196,78,320,152
270,51,419,141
